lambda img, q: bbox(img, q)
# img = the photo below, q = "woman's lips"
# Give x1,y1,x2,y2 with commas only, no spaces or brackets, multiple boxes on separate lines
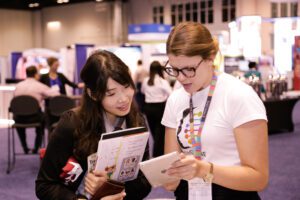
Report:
117,104,129,111
182,83,192,90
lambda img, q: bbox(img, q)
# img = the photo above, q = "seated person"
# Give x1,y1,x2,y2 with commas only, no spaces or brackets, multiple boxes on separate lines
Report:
14,66,59,154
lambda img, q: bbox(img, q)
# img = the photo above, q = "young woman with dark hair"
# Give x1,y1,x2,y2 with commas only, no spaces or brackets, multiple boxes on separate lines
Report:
36,50,151,200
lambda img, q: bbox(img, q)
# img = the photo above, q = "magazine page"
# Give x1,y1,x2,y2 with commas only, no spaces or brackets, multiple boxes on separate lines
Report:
95,127,149,182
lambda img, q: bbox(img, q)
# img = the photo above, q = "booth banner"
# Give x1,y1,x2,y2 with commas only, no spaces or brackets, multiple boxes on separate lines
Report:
293,36,300,90
128,24,171,42
75,44,94,82
10,52,22,79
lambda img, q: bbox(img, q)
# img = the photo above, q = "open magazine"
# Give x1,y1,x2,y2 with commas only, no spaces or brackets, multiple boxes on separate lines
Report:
94,127,149,182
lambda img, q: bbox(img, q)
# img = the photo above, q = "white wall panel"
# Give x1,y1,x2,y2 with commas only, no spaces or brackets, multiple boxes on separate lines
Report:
41,2,113,50
0,9,33,56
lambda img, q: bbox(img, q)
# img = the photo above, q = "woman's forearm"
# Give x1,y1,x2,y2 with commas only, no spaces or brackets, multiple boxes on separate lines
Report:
209,164,268,191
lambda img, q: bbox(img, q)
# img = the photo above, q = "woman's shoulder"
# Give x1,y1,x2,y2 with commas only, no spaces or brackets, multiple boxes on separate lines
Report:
58,108,80,128
218,73,259,102
49,108,80,143
218,72,251,90
167,87,188,104
57,73,67,78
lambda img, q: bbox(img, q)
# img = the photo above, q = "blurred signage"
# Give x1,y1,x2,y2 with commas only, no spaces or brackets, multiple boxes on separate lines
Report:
128,24,171,42
293,36,300,90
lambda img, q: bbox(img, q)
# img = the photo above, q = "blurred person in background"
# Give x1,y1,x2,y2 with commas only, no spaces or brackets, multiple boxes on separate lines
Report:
244,61,261,79
14,66,59,154
40,57,84,131
141,61,172,157
134,59,148,112
40,57,84,95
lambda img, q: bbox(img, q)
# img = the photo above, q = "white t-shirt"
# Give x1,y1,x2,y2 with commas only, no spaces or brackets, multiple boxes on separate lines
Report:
161,72,267,166
141,75,172,103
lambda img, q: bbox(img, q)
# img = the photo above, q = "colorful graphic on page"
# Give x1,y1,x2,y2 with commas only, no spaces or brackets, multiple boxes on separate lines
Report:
118,155,140,182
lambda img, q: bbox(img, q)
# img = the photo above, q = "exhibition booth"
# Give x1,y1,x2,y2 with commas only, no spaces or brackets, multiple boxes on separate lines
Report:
0,21,300,132
223,16,300,133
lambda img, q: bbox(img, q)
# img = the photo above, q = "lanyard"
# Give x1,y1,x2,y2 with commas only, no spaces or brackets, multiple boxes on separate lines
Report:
189,71,218,160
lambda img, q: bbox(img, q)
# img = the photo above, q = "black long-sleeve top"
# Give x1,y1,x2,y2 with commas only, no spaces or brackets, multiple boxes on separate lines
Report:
35,110,151,200
40,73,78,95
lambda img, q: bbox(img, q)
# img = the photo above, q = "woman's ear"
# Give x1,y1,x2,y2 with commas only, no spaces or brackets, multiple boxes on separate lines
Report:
86,88,97,101
209,54,216,62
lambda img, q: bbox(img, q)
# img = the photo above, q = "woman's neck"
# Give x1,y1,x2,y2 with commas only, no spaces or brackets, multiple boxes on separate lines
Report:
105,113,117,127
49,71,57,79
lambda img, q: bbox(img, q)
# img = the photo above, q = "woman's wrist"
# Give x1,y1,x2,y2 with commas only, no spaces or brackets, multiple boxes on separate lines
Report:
197,160,212,178
202,162,214,183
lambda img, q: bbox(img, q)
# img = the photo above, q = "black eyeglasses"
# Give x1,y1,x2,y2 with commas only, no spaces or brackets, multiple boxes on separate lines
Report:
163,59,204,78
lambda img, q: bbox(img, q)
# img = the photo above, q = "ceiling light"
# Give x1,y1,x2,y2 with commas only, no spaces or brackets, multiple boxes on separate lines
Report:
47,21,61,30
28,2,39,8
96,0,103,2
57,0,69,4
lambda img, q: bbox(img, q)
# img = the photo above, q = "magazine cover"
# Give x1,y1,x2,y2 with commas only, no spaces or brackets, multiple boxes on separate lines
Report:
95,127,149,182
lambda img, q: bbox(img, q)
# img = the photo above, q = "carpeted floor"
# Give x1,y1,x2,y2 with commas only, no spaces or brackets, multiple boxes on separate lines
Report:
0,101,299,200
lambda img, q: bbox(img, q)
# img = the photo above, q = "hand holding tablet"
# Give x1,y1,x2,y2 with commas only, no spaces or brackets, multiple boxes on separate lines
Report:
139,152,180,187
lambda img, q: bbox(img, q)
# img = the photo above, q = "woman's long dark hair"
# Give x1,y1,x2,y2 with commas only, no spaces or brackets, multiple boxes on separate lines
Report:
74,50,145,160
147,61,164,86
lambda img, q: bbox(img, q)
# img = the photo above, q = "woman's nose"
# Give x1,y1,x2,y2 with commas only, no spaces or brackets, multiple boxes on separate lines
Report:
118,93,127,103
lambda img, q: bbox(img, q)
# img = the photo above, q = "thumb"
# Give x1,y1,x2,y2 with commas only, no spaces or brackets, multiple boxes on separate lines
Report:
93,170,107,178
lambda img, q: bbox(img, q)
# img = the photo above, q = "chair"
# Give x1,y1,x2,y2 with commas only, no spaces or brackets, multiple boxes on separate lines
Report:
7,95,43,174
46,95,76,139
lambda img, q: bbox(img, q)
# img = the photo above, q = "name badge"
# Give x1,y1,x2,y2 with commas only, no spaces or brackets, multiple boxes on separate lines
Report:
188,177,212,200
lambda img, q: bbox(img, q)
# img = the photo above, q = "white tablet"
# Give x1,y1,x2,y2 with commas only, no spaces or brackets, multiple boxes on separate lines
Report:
139,151,180,187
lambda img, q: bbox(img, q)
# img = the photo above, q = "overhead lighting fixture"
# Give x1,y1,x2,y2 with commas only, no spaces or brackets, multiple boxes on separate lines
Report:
47,21,61,30
57,0,69,4
28,2,39,8
96,0,103,2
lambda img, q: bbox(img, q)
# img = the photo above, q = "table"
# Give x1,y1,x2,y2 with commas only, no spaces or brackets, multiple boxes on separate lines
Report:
0,85,16,124
264,98,299,133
